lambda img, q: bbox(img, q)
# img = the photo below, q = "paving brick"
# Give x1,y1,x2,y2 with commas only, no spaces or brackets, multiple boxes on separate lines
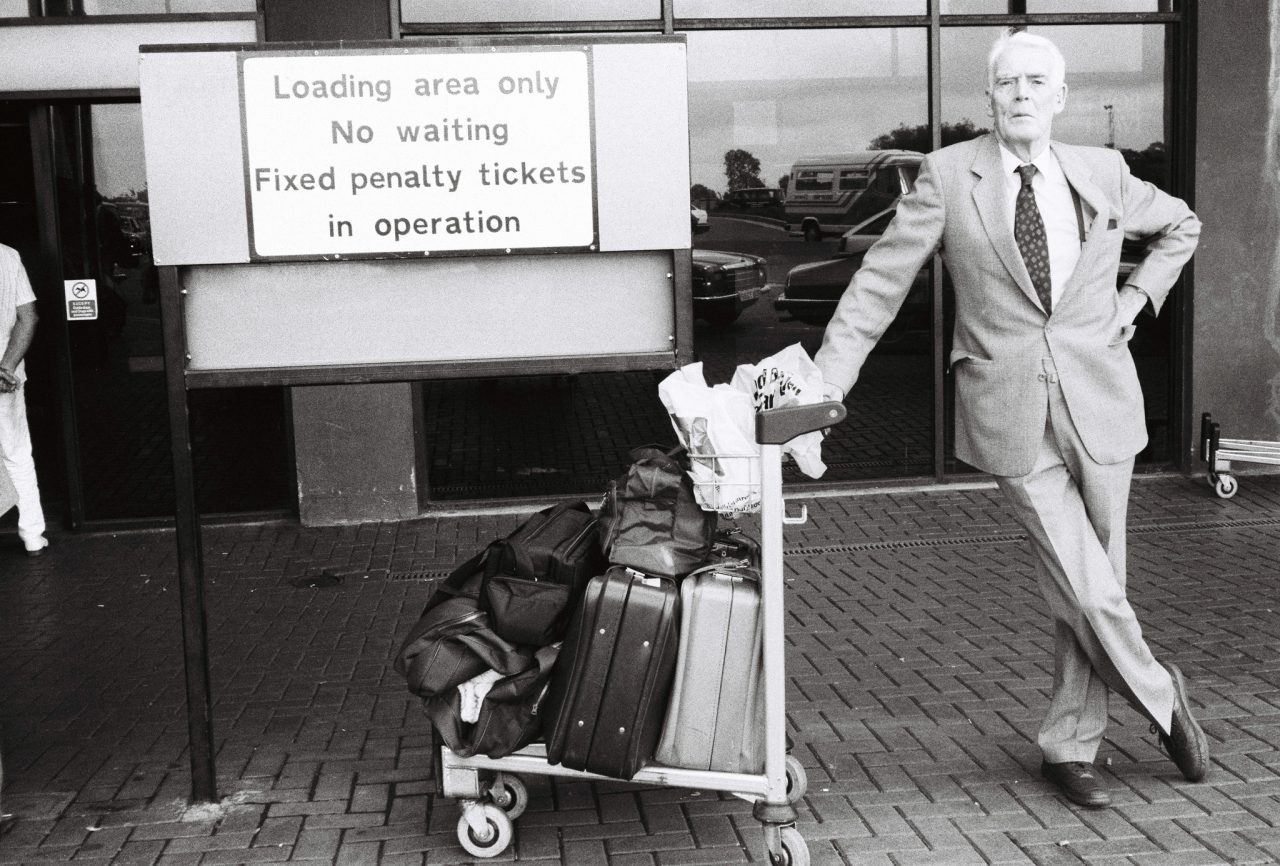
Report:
7,475,1280,865
289,828,342,861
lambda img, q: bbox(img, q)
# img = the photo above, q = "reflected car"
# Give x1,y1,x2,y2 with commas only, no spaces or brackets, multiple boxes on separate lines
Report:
774,208,906,327
691,206,711,234
692,249,767,326
775,208,1146,331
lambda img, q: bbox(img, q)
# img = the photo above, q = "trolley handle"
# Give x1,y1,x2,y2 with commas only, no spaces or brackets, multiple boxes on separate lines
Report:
755,401,847,445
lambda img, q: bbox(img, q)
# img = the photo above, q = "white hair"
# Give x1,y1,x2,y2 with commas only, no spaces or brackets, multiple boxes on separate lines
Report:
987,29,1067,90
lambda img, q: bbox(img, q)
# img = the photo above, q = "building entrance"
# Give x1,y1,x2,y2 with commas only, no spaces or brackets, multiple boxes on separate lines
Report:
0,101,292,528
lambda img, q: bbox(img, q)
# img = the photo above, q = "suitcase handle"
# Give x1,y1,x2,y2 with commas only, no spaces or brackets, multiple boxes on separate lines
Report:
755,401,847,445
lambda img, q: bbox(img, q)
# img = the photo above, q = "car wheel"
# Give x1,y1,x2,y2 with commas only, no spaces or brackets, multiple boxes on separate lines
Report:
803,224,822,242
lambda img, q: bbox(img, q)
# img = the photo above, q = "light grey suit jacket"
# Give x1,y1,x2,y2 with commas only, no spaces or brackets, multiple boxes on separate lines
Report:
814,133,1200,477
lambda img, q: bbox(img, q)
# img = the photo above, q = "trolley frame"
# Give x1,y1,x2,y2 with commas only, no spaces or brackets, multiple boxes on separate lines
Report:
436,401,846,864
1199,412,1280,499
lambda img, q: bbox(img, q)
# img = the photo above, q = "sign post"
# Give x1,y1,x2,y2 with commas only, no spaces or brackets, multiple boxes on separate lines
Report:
140,36,690,804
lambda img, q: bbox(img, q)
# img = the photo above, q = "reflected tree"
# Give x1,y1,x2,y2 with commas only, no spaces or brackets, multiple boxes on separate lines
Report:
723,148,765,191
1118,142,1169,189
690,182,717,211
869,119,989,153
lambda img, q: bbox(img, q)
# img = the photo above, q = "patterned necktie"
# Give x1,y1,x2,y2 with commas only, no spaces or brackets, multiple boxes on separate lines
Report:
1014,164,1052,315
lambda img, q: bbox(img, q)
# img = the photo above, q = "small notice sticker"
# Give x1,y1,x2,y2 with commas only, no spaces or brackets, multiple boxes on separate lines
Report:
64,280,98,321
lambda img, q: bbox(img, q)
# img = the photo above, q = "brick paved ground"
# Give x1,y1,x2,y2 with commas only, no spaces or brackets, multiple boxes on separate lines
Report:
3,471,1280,865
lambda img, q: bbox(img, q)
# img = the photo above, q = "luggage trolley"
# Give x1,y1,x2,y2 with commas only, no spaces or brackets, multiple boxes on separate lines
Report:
438,401,847,865
1200,412,1280,499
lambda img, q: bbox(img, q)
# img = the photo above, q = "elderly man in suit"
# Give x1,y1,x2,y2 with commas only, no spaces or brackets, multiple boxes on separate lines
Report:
815,29,1207,808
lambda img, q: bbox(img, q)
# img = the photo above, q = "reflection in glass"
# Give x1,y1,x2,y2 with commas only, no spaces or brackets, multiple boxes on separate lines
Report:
77,0,256,11
942,0,1159,10
1028,0,1158,10
401,0,654,24
686,28,934,482
676,0,924,16
59,103,290,519
939,0,1008,11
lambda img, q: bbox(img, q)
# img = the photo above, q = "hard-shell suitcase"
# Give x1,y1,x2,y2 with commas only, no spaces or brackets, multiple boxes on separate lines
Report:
654,563,765,773
542,565,680,779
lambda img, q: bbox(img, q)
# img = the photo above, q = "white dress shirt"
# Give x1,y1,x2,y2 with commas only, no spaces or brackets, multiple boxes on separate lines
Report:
999,144,1082,308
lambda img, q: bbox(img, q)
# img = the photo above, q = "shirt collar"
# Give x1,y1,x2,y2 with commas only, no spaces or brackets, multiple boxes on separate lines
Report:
998,142,1064,186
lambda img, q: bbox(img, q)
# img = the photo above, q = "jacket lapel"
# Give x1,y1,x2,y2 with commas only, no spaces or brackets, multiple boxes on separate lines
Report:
1052,143,1115,301
970,134,1043,311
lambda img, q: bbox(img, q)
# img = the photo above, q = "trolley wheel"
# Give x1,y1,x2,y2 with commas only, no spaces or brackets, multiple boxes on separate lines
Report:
1214,474,1239,499
456,803,513,859
784,755,808,804
769,826,810,866
488,772,529,820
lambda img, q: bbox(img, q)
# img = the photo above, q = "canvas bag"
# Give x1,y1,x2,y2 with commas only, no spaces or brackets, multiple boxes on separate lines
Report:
480,501,608,646
393,550,533,699
424,644,560,759
598,446,717,579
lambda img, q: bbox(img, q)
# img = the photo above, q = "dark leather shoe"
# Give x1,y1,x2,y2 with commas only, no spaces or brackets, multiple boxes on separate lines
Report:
1040,760,1111,808
1155,663,1209,782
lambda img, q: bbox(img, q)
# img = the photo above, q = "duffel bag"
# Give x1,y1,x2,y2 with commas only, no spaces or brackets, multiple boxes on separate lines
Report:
599,446,717,579
424,644,560,759
480,501,607,646
393,550,533,699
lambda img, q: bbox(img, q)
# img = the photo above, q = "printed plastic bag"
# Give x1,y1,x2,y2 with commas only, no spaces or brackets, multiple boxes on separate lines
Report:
730,343,828,479
658,363,760,514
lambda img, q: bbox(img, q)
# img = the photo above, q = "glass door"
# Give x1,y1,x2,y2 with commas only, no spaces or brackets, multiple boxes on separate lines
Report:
11,100,294,525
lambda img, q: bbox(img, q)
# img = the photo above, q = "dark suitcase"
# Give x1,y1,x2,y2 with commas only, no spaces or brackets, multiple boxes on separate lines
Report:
542,565,681,779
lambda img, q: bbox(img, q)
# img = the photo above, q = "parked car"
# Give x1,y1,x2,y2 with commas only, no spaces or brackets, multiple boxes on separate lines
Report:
691,248,767,326
776,207,1147,332
775,208,908,327
691,206,711,234
719,187,785,220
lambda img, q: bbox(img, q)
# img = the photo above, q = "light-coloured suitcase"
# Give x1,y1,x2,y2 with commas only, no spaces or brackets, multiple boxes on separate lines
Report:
654,563,765,773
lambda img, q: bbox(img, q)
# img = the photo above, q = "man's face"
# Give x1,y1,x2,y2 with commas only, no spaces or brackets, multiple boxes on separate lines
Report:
987,42,1067,156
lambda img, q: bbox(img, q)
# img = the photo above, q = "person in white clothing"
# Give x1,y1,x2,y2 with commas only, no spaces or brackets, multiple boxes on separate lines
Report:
0,243,47,556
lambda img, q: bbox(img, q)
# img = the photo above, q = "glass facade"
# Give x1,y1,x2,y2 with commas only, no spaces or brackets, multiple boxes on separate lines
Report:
401,0,656,24
43,0,256,12
7,1,1189,516
0,99,291,527
407,2,1187,501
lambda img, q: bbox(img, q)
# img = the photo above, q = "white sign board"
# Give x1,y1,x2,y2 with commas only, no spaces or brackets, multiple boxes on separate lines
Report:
64,279,98,321
240,48,597,259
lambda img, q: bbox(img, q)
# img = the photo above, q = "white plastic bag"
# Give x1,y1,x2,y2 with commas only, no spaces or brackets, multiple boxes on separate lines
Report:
730,343,829,479
658,363,761,514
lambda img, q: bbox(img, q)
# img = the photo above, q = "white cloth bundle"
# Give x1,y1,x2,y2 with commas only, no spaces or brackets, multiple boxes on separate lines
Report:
657,345,830,515
658,363,760,514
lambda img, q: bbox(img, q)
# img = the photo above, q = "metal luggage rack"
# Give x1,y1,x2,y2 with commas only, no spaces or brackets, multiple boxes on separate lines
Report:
437,401,846,865
1200,412,1280,499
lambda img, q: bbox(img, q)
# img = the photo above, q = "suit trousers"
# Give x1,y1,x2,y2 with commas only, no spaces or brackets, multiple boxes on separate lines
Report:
994,362,1175,763
0,384,46,549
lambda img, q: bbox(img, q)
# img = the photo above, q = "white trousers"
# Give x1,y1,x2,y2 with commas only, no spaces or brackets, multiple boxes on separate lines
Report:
994,372,1174,763
0,385,46,548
